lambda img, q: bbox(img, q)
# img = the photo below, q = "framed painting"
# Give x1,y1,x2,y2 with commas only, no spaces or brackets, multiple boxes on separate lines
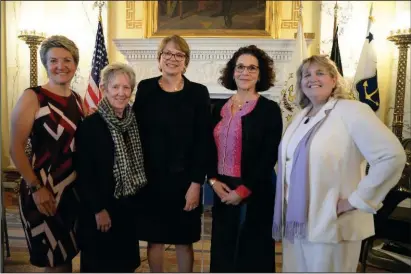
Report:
143,0,281,38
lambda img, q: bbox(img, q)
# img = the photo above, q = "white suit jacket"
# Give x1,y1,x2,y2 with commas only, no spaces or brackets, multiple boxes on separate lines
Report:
279,98,406,243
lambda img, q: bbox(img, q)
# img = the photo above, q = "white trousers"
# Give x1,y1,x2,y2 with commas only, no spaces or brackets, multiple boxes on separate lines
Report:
282,238,362,272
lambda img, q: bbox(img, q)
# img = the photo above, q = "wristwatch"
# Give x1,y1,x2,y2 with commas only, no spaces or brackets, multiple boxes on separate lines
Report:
29,179,43,193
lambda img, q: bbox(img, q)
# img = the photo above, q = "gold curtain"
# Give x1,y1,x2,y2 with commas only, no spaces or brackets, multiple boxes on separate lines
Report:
1,0,11,169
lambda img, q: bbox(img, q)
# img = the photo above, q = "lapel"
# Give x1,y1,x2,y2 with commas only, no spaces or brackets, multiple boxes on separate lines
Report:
280,98,339,173
307,97,338,127
281,107,309,167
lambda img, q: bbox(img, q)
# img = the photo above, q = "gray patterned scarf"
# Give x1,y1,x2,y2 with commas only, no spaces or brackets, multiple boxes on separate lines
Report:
97,97,147,199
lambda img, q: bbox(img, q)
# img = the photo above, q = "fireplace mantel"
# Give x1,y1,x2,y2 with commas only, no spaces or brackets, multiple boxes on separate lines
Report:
113,38,311,101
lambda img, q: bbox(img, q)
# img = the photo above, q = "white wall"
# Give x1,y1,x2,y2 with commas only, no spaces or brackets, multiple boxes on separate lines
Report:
4,1,409,138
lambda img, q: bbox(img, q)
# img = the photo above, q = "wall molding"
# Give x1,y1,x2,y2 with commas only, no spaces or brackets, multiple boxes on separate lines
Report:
114,37,312,101
126,1,142,29
281,1,301,29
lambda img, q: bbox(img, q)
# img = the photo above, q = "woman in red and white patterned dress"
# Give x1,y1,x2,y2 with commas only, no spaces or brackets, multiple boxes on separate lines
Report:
10,35,84,272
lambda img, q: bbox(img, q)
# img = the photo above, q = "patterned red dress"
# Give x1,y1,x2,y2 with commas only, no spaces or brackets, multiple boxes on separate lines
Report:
18,86,84,267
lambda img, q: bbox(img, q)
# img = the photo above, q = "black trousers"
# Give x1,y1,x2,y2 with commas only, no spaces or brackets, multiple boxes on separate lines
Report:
210,174,275,273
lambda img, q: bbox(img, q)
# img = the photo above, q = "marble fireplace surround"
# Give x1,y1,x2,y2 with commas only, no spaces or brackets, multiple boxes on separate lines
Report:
113,38,311,102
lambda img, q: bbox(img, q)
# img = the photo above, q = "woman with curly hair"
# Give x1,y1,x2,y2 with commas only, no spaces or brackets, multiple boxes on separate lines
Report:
208,45,283,272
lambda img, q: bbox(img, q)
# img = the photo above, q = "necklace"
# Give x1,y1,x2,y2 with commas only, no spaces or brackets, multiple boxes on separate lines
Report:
159,78,183,92
233,93,258,109
304,106,322,124
232,97,244,109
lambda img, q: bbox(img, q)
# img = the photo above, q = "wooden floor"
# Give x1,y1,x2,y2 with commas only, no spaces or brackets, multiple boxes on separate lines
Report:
2,191,281,272
1,191,391,272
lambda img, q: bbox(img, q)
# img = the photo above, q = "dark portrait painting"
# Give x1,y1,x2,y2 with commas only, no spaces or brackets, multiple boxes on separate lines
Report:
144,1,279,38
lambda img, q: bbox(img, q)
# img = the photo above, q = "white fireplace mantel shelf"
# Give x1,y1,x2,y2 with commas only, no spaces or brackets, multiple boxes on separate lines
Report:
113,37,312,101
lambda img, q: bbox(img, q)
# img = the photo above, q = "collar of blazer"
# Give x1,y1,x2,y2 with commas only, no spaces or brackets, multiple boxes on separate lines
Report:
281,97,339,162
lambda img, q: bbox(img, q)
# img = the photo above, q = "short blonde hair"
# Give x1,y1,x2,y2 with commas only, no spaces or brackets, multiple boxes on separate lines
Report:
157,35,190,71
39,35,79,69
296,55,352,108
100,62,136,92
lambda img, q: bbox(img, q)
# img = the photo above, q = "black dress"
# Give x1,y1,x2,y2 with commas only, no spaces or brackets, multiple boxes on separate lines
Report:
208,96,283,272
133,76,211,244
75,113,140,273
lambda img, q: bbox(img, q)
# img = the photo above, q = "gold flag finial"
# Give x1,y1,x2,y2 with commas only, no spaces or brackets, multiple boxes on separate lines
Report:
93,1,105,21
368,2,375,23
366,1,375,34
333,1,338,37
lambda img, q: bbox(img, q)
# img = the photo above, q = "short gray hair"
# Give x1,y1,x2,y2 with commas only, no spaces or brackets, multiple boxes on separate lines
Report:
296,55,353,108
100,63,136,92
39,35,79,69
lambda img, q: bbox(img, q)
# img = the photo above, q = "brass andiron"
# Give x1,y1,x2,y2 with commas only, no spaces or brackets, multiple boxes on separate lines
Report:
387,28,411,141
17,30,46,87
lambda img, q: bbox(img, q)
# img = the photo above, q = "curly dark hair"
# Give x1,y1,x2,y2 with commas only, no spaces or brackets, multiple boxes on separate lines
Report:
218,45,275,92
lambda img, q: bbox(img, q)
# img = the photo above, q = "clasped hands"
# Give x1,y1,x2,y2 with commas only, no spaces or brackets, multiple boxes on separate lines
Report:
211,179,243,205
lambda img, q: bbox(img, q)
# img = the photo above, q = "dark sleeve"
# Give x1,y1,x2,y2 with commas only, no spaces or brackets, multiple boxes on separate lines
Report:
189,85,213,185
207,102,221,180
244,101,283,191
75,116,111,215
132,80,147,117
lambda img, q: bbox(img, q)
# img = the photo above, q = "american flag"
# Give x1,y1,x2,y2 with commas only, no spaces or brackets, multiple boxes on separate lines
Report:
84,17,108,112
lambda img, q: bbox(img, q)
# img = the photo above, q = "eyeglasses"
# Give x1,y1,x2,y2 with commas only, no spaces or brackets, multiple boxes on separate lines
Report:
161,51,186,61
235,64,259,73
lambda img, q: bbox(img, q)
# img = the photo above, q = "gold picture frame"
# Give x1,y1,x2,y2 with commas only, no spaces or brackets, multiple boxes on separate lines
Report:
143,1,281,38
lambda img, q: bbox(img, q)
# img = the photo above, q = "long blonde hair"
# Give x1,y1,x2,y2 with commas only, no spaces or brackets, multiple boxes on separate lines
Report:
295,55,353,108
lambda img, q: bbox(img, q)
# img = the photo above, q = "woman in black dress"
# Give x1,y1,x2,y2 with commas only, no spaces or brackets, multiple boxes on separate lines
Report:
133,35,211,272
75,63,147,272
208,45,283,272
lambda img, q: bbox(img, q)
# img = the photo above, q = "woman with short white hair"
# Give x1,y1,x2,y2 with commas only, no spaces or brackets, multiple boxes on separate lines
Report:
76,62,147,272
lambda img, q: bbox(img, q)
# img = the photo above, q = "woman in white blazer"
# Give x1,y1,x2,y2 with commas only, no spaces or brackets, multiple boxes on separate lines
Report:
272,55,406,272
